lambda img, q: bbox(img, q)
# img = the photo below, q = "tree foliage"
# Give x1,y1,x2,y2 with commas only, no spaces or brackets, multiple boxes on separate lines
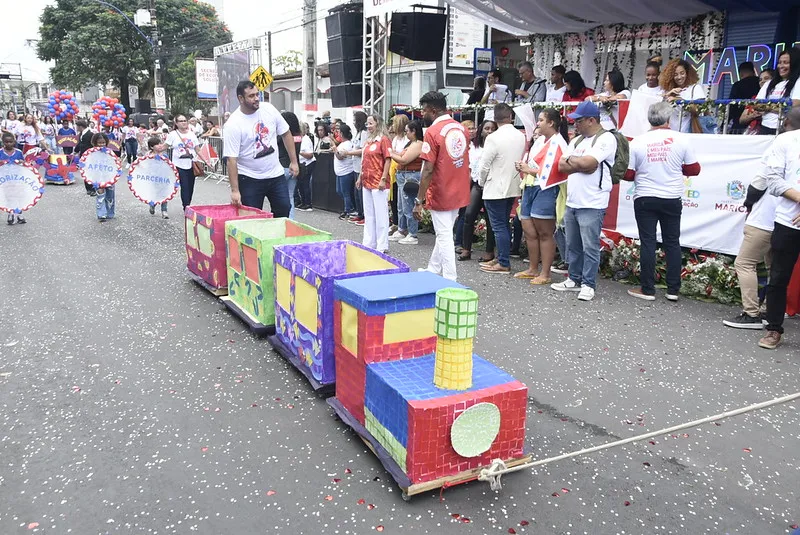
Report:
273,50,302,75
38,0,231,113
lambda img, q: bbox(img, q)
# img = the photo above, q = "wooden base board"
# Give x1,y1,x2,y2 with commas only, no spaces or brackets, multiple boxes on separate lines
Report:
189,271,228,297
219,296,275,336
327,397,530,498
267,335,335,396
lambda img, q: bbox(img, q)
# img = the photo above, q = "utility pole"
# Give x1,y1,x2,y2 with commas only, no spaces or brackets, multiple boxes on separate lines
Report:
302,0,318,111
267,31,273,93
149,0,161,94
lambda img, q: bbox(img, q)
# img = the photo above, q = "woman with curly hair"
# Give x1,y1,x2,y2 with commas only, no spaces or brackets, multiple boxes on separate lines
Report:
660,58,706,132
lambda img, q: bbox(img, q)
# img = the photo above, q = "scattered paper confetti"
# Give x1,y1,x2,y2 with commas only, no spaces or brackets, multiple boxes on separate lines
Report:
266,490,277,496
27,522,39,529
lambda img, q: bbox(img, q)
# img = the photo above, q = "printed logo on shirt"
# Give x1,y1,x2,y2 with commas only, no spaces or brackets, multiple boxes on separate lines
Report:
176,137,195,159
444,129,467,160
253,121,274,159
369,143,378,152
421,142,431,154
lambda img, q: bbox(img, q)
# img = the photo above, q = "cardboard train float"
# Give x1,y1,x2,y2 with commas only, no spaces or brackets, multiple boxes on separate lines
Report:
184,206,530,498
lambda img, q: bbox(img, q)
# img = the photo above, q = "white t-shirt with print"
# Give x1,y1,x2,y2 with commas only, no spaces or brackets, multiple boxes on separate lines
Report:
17,125,42,146
669,84,707,132
565,131,617,210
223,103,289,179
122,126,138,141
756,80,800,129
166,130,200,170
764,129,800,229
333,140,354,176
628,128,697,199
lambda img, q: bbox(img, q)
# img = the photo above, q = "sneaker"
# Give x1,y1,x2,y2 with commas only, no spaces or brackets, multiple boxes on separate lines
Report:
302,205,313,212
723,312,764,330
15,216,26,224
348,214,361,221
389,230,406,241
758,330,781,350
149,205,156,215
353,218,365,226
510,251,521,258
665,293,679,302
7,214,15,225
398,235,418,245
551,279,581,292
162,212,169,219
479,258,498,268
577,286,595,301
627,288,655,301
551,262,569,275
338,212,348,220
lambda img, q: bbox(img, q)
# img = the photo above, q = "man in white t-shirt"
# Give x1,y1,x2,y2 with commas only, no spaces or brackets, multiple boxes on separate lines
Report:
551,101,616,302
546,65,567,102
758,107,800,349
623,102,701,302
223,81,298,217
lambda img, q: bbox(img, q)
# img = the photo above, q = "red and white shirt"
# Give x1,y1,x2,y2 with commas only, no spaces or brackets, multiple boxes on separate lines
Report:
420,114,470,211
360,135,391,190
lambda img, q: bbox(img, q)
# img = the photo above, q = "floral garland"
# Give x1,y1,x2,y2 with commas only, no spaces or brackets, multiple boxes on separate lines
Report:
600,236,744,305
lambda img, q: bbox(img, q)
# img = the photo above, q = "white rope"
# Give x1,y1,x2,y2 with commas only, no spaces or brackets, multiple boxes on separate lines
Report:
479,391,800,489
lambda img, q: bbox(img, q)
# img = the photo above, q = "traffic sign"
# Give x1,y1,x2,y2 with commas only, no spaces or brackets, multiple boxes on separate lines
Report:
250,66,273,91
128,85,139,102
154,87,166,109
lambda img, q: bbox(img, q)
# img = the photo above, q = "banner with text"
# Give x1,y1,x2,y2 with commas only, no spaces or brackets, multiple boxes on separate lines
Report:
195,59,218,100
606,134,774,256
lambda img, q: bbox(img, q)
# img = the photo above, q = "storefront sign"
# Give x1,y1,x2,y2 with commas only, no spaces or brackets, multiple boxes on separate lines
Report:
684,41,800,85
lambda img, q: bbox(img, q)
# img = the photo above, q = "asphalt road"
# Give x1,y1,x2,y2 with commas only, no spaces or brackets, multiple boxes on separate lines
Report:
1,178,798,535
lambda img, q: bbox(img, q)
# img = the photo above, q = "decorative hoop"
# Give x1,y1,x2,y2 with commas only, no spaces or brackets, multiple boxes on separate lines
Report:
127,152,180,206
0,160,45,214
77,146,123,189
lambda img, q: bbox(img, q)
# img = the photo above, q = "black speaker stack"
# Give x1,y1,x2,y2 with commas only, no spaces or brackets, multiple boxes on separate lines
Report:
388,7,447,62
326,3,363,108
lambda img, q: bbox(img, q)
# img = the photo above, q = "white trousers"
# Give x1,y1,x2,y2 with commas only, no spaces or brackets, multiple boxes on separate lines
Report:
362,187,390,252
426,209,459,281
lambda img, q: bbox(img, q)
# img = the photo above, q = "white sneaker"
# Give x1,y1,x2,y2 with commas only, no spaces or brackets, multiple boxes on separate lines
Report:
577,286,595,301
551,279,581,292
398,235,418,245
665,293,679,302
388,230,405,241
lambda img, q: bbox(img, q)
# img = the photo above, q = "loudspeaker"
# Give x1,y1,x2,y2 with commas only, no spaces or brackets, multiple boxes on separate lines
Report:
389,11,447,62
329,59,362,85
330,83,367,108
135,99,152,114
326,36,362,63
325,10,362,38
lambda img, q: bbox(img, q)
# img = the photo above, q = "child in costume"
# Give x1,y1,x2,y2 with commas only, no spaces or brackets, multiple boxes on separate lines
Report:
0,132,27,225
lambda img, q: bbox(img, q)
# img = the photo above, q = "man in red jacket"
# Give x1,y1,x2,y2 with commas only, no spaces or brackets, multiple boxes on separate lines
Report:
413,91,470,281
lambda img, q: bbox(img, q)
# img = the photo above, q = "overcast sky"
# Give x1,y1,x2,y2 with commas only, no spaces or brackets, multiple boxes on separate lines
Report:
4,0,338,83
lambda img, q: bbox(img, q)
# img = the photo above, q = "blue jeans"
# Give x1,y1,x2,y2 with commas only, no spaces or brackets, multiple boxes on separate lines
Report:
336,172,356,213
555,225,567,264
634,197,682,295
178,167,195,209
239,174,291,218
564,207,606,289
284,167,297,219
96,185,115,219
484,197,515,268
125,139,138,164
395,170,420,236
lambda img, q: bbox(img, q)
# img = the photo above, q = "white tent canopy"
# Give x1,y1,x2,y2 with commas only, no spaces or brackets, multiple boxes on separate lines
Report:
444,0,715,35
